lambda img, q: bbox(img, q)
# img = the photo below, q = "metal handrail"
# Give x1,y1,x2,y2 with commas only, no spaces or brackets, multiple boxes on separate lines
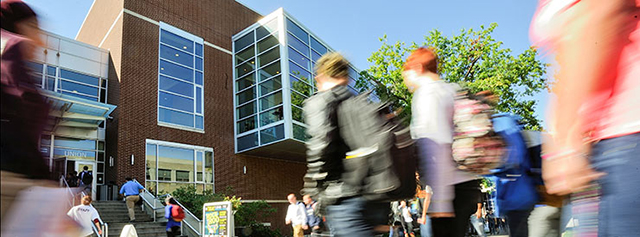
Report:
81,191,108,237
134,180,202,236
132,179,163,222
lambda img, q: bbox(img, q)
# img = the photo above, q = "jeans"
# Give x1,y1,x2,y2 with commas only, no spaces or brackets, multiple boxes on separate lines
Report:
166,226,180,237
590,132,640,236
419,215,433,237
326,196,389,237
528,205,561,237
470,215,486,237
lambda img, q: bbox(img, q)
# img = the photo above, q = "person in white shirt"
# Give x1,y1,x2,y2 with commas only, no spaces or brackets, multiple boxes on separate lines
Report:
67,195,102,237
403,47,480,237
285,193,306,237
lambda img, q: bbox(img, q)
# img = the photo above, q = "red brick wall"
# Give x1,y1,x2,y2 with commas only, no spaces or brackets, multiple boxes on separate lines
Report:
80,1,310,233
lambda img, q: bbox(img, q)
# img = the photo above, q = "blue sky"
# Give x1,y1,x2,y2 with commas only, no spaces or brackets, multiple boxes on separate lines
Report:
23,0,550,125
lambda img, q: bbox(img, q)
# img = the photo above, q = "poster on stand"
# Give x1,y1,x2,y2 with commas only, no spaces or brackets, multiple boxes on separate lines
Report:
202,201,234,237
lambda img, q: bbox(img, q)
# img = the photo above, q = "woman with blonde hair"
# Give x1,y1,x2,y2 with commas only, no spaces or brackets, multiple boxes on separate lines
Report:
67,195,102,237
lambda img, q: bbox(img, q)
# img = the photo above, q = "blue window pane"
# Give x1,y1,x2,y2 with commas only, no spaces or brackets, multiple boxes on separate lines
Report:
160,60,193,82
259,106,283,126
59,80,99,96
161,29,193,53
54,137,96,150
158,145,194,161
257,47,279,68
289,61,312,83
311,50,322,63
286,18,308,43
60,91,97,101
159,75,193,97
236,60,255,78
195,43,203,57
195,57,203,71
196,87,202,114
60,69,100,86
195,115,203,129
256,19,278,40
30,74,42,85
236,102,256,119
237,116,256,134
258,61,280,82
159,91,194,113
260,124,284,145
159,107,194,127
46,66,56,76
293,123,309,141
287,33,309,57
289,47,310,71
349,67,359,79
234,33,254,52
310,37,327,55
236,87,255,105
160,45,193,67
237,132,258,151
259,91,282,111
25,61,43,73
195,71,203,85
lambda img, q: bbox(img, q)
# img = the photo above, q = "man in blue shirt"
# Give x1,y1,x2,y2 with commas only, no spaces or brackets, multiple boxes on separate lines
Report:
119,177,144,222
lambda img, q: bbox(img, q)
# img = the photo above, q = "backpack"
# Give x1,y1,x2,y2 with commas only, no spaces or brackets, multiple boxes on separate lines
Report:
337,91,418,202
171,205,185,222
81,171,93,185
452,90,506,174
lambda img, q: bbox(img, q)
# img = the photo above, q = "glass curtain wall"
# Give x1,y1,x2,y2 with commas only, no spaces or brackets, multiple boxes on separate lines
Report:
41,135,106,184
26,61,108,103
157,23,205,130
145,141,214,195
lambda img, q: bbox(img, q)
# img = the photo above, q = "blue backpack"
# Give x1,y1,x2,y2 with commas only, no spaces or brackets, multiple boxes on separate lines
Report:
491,114,539,214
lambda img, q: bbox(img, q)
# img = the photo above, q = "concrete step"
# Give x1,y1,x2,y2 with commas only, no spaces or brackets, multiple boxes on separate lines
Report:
106,222,173,237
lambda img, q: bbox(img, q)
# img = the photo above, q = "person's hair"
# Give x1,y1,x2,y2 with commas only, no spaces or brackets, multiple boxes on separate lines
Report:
0,0,37,33
404,47,438,73
83,166,89,171
287,193,296,198
81,195,92,205
167,197,178,205
315,52,350,79
125,177,132,181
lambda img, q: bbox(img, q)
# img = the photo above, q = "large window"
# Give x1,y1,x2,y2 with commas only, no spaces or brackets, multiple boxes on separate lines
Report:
26,62,108,103
145,140,213,195
234,18,284,152
158,22,205,131
41,135,106,184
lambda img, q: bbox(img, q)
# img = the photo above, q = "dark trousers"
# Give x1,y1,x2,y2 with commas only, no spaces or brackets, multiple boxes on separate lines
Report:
430,180,481,237
505,209,532,237
166,226,180,237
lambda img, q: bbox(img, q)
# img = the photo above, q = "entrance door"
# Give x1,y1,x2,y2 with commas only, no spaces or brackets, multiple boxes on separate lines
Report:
76,161,96,199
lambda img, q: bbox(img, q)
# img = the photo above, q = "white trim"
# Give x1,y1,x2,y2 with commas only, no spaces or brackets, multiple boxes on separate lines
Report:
145,139,213,152
123,8,158,25
98,10,124,48
75,0,96,40
204,41,232,55
158,122,205,133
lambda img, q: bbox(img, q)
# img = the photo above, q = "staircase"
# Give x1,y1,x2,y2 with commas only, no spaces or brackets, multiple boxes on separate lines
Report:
92,201,170,237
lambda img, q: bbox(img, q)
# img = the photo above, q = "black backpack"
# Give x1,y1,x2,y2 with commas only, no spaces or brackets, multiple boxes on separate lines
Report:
337,91,418,202
81,171,93,185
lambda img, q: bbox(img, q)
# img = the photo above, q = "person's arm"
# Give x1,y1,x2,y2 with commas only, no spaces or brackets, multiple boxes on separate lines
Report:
543,0,633,195
138,183,144,193
418,192,432,224
119,183,125,195
475,202,483,219
94,220,102,235
285,206,292,225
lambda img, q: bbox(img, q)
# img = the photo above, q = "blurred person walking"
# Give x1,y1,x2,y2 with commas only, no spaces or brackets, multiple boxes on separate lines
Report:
67,195,103,237
302,194,323,236
164,197,182,237
403,48,481,237
531,0,640,235
1,0,52,221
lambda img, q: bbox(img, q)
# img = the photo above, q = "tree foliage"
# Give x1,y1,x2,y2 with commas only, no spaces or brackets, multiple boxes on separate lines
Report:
357,23,548,130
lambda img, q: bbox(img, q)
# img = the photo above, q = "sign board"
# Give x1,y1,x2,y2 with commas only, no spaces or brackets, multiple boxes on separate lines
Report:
202,201,234,237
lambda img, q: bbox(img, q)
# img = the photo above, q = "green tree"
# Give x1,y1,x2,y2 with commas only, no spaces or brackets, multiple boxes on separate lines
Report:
357,23,548,130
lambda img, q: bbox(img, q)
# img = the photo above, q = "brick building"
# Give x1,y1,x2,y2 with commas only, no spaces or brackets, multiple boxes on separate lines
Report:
72,0,361,233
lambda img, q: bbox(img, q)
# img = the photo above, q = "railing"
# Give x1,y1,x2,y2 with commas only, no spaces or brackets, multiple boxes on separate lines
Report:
157,194,202,237
132,180,202,237
60,176,108,237
81,191,108,237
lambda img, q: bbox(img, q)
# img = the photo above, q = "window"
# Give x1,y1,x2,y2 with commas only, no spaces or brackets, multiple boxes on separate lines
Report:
41,135,107,184
145,140,213,195
158,22,204,130
26,62,108,103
